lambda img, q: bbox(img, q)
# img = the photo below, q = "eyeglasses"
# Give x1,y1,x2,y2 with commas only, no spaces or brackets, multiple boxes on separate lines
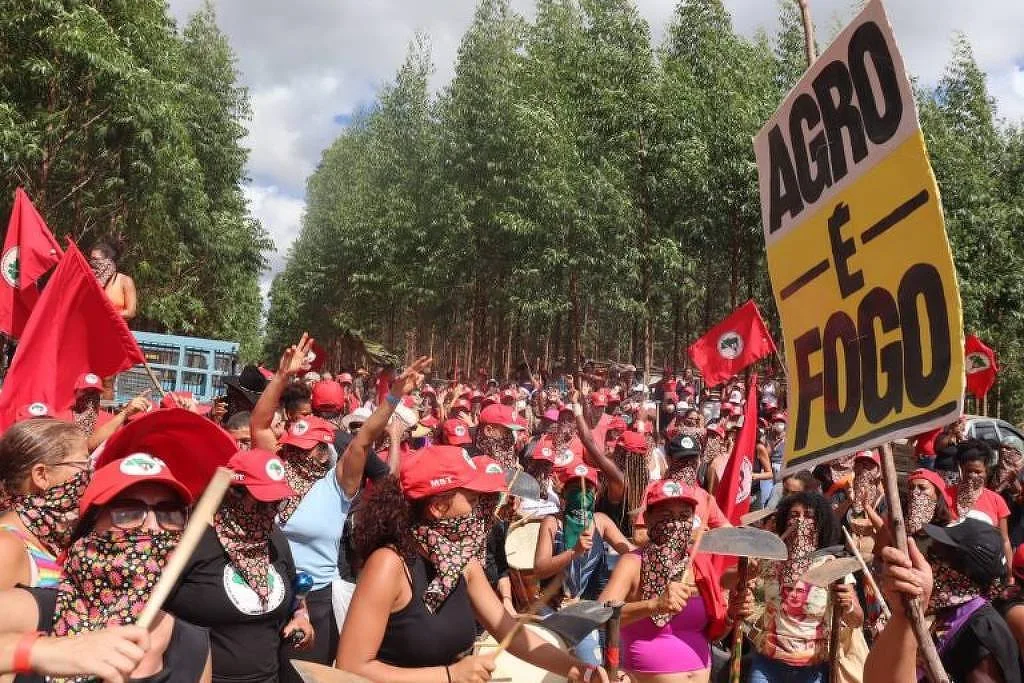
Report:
51,460,90,473
107,499,188,531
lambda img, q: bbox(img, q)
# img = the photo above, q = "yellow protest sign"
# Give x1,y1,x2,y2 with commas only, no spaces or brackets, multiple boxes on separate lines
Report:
755,0,964,471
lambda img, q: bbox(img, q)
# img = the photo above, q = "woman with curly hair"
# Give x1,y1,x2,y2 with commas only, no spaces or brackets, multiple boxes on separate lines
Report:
337,445,611,682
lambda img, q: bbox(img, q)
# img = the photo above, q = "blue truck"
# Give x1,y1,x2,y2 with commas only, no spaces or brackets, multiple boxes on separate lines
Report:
114,331,238,404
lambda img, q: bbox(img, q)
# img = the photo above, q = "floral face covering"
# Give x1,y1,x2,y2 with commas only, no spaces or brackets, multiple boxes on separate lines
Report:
640,515,694,627
89,256,116,287
667,456,699,486
780,517,817,586
14,469,91,553
851,465,881,513
992,446,1023,494
928,555,978,613
52,529,178,674
829,454,856,486
278,444,330,524
411,513,487,614
955,470,985,516
907,488,937,534
472,493,503,562
214,489,279,603
476,430,517,472
72,393,101,436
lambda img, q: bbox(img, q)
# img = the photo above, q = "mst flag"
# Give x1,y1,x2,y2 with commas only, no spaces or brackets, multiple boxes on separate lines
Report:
964,335,997,400
688,300,776,387
0,188,63,338
711,375,759,575
0,242,143,429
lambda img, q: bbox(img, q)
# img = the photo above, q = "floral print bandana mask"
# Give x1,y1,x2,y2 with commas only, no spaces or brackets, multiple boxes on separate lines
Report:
14,469,91,553
278,445,330,524
780,517,817,587
640,515,694,627
214,489,280,604
411,513,487,614
907,488,938,534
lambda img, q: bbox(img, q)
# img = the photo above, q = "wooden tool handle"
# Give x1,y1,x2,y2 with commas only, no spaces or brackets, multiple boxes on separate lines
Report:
842,526,891,619
829,596,842,683
880,443,948,683
729,557,748,683
136,467,233,629
604,600,624,679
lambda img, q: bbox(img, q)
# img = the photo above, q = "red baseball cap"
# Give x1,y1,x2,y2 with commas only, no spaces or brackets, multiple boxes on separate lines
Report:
471,455,507,490
558,461,599,488
15,402,59,422
470,390,484,402
227,449,296,502
606,416,628,433
532,441,557,463
478,404,525,431
618,431,648,454
643,479,699,509
311,381,345,411
854,450,880,466
500,389,516,404
451,399,471,414
481,394,499,408
401,445,506,500
590,392,608,408
74,373,104,392
420,414,440,429
707,422,725,437
541,408,560,422
338,373,354,385
95,408,237,500
607,391,622,405
80,454,193,518
278,416,336,450
442,418,472,446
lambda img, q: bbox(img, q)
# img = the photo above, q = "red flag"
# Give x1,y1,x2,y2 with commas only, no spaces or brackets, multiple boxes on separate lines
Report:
711,374,759,574
0,242,143,430
0,188,63,338
687,300,776,387
965,334,997,400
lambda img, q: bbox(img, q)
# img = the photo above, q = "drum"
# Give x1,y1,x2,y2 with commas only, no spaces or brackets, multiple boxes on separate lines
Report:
475,624,568,683
505,520,542,611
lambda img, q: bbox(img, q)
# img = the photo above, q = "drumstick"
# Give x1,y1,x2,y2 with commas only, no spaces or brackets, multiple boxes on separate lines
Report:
509,512,537,532
842,526,891,619
493,573,565,656
137,467,233,629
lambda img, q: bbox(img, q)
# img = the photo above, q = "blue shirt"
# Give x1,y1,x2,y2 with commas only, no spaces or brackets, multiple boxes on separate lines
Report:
279,463,353,589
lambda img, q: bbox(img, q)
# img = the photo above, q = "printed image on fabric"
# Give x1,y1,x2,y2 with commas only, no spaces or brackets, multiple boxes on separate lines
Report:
223,563,286,615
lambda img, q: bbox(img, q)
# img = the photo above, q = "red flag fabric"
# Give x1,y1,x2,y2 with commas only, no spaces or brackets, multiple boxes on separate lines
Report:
687,300,776,387
0,242,143,430
307,340,327,372
0,188,63,338
711,374,759,575
965,334,998,400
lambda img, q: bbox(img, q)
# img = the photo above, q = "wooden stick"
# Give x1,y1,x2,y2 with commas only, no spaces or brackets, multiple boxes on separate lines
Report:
880,443,949,683
136,467,233,629
842,526,891,619
141,360,168,399
604,600,624,680
828,595,842,683
728,557,748,683
797,0,817,65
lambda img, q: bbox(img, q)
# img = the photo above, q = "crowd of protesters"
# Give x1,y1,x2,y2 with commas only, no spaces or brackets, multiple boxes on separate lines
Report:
0,336,1021,682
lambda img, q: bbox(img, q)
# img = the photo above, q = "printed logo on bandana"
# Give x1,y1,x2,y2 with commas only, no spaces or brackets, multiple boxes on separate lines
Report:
717,331,743,360
965,352,990,373
84,373,100,385
223,564,285,615
291,420,309,436
573,464,589,477
662,481,683,497
1,247,19,288
485,463,503,475
736,458,753,505
27,402,48,417
555,449,575,467
120,453,165,476
265,458,286,481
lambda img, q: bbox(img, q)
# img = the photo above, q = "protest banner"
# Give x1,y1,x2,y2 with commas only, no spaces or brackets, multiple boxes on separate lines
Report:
755,0,964,472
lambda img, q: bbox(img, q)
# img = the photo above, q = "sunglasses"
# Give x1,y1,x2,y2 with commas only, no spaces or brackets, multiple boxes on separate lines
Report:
107,499,188,532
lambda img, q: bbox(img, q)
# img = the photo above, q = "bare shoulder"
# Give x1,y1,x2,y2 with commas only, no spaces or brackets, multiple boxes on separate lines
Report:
361,547,407,580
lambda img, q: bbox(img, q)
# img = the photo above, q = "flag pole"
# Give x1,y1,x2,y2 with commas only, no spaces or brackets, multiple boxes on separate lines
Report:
141,360,168,399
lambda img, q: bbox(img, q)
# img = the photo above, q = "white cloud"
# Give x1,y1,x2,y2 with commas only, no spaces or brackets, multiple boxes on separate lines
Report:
168,0,1024,288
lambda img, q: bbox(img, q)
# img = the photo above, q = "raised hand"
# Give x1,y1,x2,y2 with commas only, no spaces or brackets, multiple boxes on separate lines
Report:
390,356,432,398
278,333,315,377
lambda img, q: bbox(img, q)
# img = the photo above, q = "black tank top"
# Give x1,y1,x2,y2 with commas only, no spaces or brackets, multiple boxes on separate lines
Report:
376,554,476,668
17,587,209,683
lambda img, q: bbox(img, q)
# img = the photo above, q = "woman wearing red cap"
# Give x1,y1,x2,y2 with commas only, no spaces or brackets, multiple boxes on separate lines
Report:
337,445,609,682
0,454,211,682
599,480,729,683
0,419,92,590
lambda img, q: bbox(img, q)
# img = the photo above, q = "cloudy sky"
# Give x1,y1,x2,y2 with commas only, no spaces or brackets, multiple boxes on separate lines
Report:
166,0,1024,292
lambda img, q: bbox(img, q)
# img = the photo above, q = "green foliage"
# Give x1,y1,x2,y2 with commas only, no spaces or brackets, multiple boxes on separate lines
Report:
0,0,268,358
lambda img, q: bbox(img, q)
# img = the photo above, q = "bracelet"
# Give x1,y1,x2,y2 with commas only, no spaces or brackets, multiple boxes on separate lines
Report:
445,665,452,683
12,631,41,674
386,394,401,407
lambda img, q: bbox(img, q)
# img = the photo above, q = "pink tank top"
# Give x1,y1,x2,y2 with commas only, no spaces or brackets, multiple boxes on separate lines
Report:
620,595,711,674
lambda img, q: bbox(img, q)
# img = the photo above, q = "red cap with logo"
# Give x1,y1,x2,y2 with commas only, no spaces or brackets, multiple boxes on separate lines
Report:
471,455,508,490
15,402,59,422
643,479,699,509
442,418,472,446
311,381,345,411
451,399,472,414
74,373,104,392
532,441,557,463
590,392,608,408
606,416,628,433
854,449,880,466
478,404,525,431
80,454,193,518
500,389,516,405
401,445,506,500
481,394,499,408
618,431,648,454
558,461,599,488
227,449,296,502
279,416,336,450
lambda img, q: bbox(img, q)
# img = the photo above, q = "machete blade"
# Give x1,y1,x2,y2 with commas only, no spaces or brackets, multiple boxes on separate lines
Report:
801,556,862,587
505,468,543,500
697,527,788,560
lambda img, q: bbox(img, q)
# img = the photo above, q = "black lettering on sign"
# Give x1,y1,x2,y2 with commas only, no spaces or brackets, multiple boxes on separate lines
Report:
827,203,864,298
766,21,904,235
792,262,952,451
